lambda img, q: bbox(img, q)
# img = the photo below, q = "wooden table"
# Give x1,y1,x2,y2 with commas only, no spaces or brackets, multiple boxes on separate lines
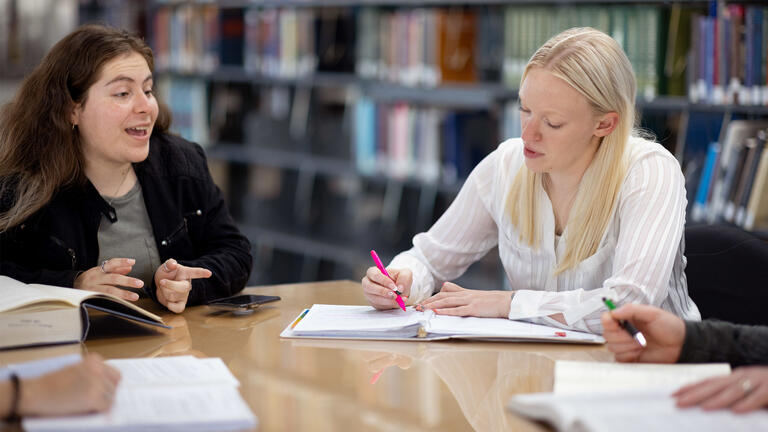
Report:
1,281,613,431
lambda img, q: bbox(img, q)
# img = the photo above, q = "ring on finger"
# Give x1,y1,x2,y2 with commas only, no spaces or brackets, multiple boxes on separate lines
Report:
740,379,754,394
100,260,109,273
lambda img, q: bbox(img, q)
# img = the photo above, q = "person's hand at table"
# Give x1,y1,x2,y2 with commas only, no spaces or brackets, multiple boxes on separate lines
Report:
74,258,142,301
600,303,685,363
15,353,121,417
674,366,768,413
154,258,212,313
362,266,411,310
416,282,512,318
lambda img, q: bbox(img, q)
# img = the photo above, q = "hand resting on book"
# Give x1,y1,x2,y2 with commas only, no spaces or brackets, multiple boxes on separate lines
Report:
674,366,768,413
602,303,768,413
1,354,120,418
416,282,513,318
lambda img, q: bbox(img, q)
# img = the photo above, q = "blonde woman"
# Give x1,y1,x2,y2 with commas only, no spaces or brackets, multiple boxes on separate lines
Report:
361,27,700,333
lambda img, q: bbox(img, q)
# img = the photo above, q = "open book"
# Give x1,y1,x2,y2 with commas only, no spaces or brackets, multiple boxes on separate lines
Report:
9,355,257,432
280,304,604,344
0,276,167,350
506,360,768,431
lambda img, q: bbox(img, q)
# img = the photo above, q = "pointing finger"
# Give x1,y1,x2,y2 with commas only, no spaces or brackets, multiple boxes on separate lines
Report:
178,266,212,281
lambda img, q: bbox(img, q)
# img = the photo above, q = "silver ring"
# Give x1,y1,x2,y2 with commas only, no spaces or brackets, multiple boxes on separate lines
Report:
100,260,108,273
163,261,170,272
740,379,754,394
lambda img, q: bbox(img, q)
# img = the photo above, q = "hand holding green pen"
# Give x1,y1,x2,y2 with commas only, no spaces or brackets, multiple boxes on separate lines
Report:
602,297,647,347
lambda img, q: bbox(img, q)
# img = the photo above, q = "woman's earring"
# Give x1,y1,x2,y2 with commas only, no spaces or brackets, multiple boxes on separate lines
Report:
71,123,76,130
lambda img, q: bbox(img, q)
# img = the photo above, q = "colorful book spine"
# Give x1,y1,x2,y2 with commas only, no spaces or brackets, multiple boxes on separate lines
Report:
735,138,765,225
744,131,768,229
353,97,377,176
692,142,720,222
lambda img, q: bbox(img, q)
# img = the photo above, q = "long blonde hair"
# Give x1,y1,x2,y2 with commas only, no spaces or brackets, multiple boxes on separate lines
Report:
506,27,638,274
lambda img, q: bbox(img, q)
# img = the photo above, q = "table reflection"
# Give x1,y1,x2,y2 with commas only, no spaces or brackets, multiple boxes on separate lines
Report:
266,338,611,431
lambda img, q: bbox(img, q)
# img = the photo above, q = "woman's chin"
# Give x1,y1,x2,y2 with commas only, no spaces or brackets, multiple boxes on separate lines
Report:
126,147,150,163
523,159,547,173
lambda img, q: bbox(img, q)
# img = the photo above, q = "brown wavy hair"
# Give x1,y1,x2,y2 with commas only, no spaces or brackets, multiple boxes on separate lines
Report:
0,24,171,231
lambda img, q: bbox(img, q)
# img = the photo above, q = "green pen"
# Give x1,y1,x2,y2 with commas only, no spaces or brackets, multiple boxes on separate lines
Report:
602,297,647,347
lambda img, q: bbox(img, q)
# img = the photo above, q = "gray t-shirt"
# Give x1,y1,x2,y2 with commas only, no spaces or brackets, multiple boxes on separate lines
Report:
97,181,161,294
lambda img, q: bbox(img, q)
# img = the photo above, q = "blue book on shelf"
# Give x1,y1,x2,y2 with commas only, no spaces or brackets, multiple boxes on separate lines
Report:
692,142,720,222
681,111,725,213
354,98,377,176
442,112,461,184
704,17,715,102
752,7,763,100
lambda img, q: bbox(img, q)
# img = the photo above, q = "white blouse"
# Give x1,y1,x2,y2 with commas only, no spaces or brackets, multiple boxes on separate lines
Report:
390,137,701,333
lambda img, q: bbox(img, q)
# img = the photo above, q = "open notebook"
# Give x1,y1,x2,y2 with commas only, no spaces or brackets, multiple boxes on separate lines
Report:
10,355,257,432
280,304,604,344
507,360,768,431
0,275,167,349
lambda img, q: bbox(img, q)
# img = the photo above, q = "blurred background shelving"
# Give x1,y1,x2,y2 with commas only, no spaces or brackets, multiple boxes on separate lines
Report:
2,0,767,287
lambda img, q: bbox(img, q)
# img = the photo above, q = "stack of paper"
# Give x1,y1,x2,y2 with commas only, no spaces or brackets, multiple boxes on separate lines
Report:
282,304,604,343
11,355,256,432
508,360,768,432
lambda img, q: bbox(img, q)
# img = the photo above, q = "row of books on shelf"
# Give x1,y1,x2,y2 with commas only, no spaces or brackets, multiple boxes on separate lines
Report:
156,74,508,185
147,2,768,106
152,4,220,73
353,98,496,184
691,120,768,230
245,8,317,78
688,3,768,106
157,76,209,146
502,5,662,101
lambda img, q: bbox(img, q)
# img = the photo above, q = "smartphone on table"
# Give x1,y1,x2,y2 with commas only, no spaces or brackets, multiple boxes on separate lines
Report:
208,294,281,314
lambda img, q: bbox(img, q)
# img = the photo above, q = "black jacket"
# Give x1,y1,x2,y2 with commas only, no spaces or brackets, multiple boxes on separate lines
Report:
679,320,768,367
0,133,252,306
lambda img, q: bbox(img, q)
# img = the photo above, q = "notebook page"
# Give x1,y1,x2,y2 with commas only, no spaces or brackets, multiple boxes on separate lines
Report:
509,390,768,432
23,385,256,432
554,360,731,394
291,304,423,333
580,392,768,432
107,356,240,387
425,314,602,342
0,276,91,312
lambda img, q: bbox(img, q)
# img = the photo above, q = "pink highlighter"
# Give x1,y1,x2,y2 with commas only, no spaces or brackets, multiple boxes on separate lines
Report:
370,250,407,311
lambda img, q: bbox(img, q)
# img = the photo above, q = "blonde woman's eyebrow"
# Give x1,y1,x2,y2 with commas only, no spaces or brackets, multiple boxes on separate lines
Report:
521,106,568,117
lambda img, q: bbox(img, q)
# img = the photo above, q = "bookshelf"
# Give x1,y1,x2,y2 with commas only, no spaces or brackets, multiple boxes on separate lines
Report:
163,67,768,115
74,0,768,286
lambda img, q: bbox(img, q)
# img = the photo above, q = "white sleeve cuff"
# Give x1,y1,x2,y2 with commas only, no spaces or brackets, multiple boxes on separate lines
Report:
561,295,609,325
507,290,546,320
508,288,616,326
